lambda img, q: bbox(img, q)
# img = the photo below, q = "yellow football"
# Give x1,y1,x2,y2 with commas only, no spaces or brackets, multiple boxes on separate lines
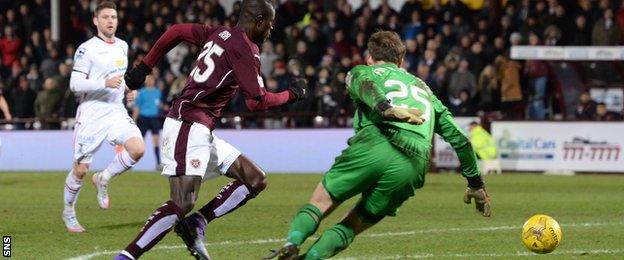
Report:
521,214,562,254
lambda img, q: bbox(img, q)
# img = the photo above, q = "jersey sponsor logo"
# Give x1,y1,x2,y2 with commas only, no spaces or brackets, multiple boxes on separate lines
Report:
115,59,126,67
190,159,201,169
218,30,232,41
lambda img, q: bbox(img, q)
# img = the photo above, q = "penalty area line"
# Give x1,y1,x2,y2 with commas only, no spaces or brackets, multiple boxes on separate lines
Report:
67,221,624,260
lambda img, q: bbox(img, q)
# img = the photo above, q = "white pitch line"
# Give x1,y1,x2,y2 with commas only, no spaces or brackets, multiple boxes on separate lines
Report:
67,221,624,260
335,249,624,259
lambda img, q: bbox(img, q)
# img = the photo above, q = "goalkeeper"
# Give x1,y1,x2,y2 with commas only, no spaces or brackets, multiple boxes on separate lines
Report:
266,31,491,260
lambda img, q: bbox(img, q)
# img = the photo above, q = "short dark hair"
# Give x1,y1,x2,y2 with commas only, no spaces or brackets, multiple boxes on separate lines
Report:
95,1,117,16
367,31,406,65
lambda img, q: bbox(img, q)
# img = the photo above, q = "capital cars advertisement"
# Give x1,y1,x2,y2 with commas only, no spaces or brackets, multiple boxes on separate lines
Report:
491,122,624,172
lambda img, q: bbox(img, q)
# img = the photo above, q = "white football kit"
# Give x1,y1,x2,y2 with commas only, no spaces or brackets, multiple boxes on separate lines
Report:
70,36,141,164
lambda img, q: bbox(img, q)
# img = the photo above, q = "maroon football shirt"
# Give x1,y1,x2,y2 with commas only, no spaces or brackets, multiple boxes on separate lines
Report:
143,24,275,130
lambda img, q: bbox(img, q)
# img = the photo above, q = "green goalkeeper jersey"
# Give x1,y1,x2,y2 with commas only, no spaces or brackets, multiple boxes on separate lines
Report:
346,63,480,178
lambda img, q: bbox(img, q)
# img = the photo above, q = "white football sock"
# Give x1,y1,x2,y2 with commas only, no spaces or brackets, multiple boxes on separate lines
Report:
102,150,136,181
63,170,83,210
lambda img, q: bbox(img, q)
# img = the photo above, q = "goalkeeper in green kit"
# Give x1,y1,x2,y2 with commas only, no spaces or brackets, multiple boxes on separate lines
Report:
265,31,491,260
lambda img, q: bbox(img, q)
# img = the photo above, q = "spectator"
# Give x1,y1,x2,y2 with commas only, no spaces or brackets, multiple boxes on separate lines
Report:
477,65,499,112
10,75,36,129
617,1,624,35
399,0,421,23
432,65,449,105
404,39,419,72
34,78,63,129
570,15,592,45
0,86,12,122
495,55,524,120
576,91,597,120
55,63,71,90
450,89,476,116
165,44,189,77
304,28,325,66
416,63,441,100
524,33,549,120
595,102,619,121
403,11,423,39
272,60,291,91
26,65,42,91
59,83,78,120
0,26,22,69
592,9,621,45
466,41,485,77
419,48,438,71
449,59,477,101
39,48,61,79
544,25,561,46
285,26,302,59
317,84,339,126
321,10,339,42
133,75,162,169
293,40,313,68
1,0,622,129
330,30,352,59
260,42,278,77
19,4,37,37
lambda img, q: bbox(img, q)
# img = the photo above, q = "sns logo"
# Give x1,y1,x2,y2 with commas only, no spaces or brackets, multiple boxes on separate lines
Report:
3,236,10,257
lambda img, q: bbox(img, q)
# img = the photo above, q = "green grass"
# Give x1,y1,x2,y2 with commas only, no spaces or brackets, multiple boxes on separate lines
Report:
1,172,623,259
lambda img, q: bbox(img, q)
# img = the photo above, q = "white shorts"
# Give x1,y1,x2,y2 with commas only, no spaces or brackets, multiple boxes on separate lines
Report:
73,114,142,164
161,118,241,181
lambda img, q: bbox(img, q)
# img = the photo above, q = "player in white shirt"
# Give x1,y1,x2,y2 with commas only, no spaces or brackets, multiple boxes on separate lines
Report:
62,1,145,233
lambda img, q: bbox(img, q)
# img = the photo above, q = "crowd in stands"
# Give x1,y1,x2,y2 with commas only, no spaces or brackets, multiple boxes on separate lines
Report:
0,0,623,130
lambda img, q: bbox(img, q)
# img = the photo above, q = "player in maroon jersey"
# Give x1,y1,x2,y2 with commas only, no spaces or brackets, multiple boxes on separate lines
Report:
115,0,306,259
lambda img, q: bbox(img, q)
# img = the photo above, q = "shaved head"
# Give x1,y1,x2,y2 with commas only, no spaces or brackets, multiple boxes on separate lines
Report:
238,0,275,43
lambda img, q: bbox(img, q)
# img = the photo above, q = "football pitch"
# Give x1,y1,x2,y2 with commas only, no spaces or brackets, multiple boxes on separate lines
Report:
1,172,623,259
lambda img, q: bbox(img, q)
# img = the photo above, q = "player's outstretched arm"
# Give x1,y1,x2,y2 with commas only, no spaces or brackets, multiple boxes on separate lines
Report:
126,24,215,90
244,78,308,111
431,95,490,216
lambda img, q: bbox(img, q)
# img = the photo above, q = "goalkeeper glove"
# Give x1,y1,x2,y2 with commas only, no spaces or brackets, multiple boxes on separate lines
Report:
464,187,491,217
380,105,425,125
124,61,151,90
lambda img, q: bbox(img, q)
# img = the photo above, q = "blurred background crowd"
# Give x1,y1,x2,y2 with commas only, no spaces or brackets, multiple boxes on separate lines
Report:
0,0,623,130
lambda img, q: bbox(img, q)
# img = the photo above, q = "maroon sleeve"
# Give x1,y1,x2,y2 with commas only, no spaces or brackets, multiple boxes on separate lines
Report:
245,90,293,111
143,23,215,68
229,43,265,99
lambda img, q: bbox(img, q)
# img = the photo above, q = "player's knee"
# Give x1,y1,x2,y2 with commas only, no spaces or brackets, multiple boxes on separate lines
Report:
126,140,145,160
128,148,144,161
73,164,88,179
248,169,267,195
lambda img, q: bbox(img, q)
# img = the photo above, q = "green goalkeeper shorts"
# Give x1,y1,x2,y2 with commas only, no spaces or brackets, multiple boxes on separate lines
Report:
322,125,429,217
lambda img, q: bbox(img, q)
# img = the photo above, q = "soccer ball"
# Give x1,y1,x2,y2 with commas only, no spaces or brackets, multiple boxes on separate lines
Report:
521,214,562,254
